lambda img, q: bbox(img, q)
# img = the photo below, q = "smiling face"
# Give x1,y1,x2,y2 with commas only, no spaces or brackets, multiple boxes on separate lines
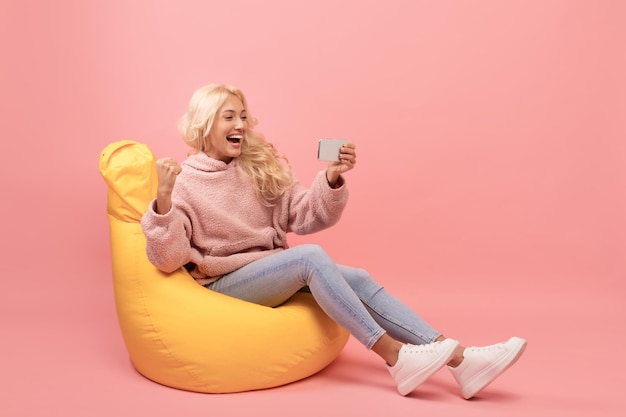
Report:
204,94,248,163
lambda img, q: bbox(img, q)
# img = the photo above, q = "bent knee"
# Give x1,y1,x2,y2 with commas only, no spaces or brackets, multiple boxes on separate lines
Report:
292,244,330,261
339,266,382,290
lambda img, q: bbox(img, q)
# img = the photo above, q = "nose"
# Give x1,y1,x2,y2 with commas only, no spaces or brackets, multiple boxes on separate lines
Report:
234,117,244,129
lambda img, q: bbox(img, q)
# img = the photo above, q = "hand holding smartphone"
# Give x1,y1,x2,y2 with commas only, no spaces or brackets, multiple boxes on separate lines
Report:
317,139,349,161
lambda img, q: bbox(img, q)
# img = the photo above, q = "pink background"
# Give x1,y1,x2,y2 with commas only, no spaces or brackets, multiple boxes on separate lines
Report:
1,0,624,416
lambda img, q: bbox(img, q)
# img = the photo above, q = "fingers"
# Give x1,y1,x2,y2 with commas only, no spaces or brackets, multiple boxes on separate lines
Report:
157,157,182,175
156,157,181,193
338,143,357,166
327,143,357,175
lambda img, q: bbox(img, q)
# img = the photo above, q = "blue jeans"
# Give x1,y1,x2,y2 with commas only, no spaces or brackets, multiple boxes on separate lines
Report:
206,244,441,349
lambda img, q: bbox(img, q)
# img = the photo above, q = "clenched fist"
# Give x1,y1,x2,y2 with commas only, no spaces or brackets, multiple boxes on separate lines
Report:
155,157,182,214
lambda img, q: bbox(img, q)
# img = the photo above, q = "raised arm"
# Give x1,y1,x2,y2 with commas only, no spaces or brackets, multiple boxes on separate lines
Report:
141,157,193,273
287,143,357,234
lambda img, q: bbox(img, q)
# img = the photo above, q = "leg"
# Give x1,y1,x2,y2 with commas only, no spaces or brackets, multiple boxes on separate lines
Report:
206,244,386,349
337,265,527,398
207,245,460,395
337,265,442,345
336,266,467,365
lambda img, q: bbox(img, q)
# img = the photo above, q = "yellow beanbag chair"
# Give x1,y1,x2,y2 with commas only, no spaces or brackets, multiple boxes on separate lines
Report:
99,140,349,393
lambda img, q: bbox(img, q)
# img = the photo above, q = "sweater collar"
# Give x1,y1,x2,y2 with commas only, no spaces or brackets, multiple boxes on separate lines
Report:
184,151,236,172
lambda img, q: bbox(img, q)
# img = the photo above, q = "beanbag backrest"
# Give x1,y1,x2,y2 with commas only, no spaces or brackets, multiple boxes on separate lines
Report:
100,140,157,222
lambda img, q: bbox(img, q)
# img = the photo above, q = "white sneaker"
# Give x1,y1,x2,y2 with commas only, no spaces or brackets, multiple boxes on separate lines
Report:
387,339,460,396
449,336,527,399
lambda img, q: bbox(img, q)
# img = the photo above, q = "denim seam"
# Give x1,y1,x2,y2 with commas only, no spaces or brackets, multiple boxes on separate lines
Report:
360,292,439,344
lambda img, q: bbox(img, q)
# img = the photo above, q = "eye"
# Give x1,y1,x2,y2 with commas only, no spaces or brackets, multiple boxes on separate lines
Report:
241,115,247,120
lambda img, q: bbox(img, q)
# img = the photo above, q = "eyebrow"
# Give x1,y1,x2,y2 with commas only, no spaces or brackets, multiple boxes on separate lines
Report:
221,108,246,114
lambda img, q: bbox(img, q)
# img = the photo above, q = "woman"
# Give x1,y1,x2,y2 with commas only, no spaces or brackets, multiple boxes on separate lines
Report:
141,83,526,399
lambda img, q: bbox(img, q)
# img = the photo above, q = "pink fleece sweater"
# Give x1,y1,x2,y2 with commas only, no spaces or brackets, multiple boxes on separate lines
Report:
141,152,349,285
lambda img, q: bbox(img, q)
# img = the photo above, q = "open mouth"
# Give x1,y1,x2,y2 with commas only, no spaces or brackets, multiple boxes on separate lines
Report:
227,135,242,144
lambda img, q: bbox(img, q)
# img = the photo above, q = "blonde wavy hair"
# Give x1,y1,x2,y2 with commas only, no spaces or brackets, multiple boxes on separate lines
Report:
178,84,293,206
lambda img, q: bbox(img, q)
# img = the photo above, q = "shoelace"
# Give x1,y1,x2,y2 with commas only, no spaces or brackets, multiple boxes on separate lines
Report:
403,343,443,355
468,342,506,353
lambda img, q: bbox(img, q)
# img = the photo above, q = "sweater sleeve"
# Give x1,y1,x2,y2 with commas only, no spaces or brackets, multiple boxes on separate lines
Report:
286,170,349,235
140,198,194,273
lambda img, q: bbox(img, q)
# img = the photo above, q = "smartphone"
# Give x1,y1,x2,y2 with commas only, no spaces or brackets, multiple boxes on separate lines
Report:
317,138,349,161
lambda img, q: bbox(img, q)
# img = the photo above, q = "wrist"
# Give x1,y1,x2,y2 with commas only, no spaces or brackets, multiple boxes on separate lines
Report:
326,171,338,187
157,186,173,198
155,192,173,215
326,171,343,189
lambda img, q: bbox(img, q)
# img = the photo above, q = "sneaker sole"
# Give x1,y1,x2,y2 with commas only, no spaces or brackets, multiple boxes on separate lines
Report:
461,336,527,399
397,339,460,396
